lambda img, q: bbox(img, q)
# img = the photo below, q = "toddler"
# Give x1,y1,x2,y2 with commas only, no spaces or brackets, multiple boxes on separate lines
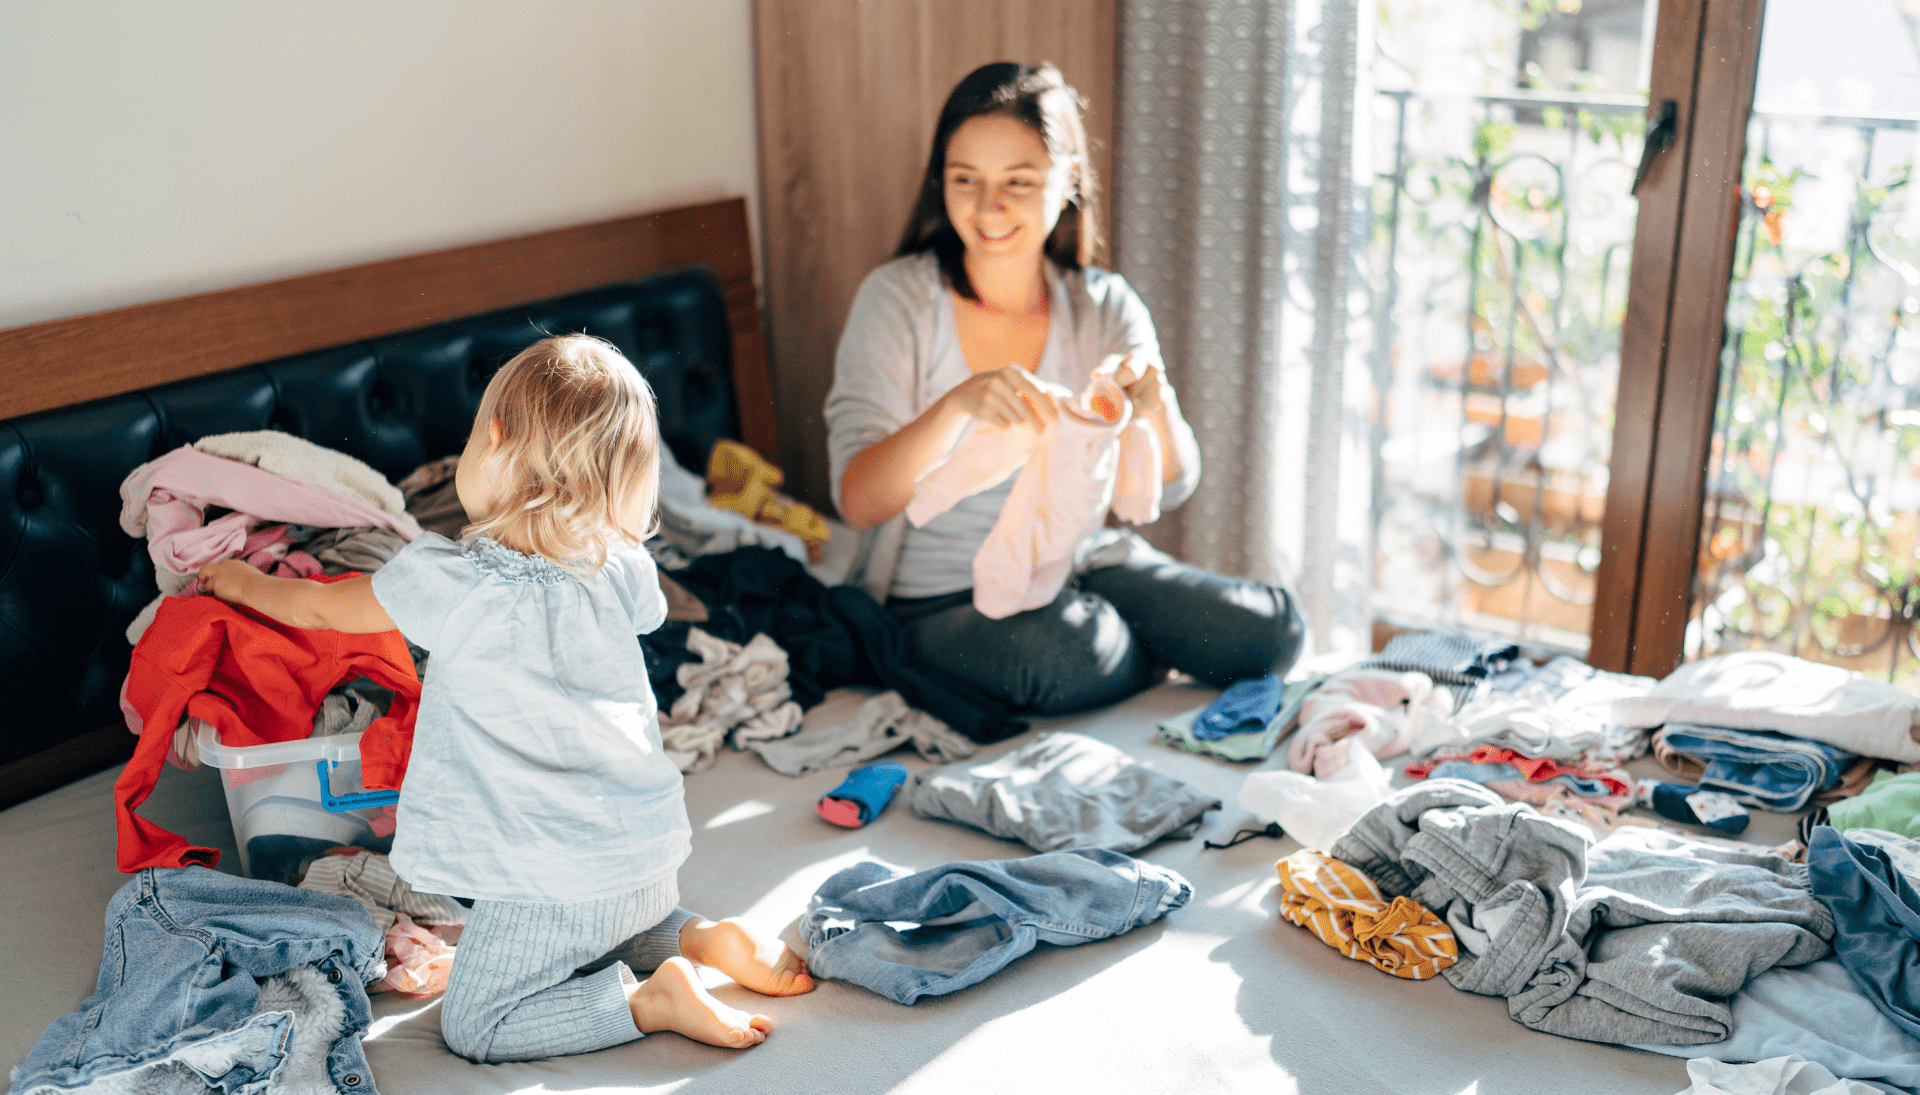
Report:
199,334,813,1063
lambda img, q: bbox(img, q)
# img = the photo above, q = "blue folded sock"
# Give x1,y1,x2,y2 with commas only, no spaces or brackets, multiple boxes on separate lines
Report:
819,761,909,828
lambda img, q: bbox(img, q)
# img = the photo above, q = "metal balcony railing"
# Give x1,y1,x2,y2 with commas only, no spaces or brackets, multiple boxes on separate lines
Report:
1692,106,1920,686
1369,87,1646,656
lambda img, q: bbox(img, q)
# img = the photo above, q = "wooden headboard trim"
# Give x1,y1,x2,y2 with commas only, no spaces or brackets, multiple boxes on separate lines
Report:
0,197,780,463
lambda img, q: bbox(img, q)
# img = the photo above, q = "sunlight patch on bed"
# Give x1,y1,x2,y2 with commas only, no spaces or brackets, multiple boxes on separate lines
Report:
1204,878,1274,911
364,998,441,1041
704,799,775,829
898,943,1296,1093
738,846,879,923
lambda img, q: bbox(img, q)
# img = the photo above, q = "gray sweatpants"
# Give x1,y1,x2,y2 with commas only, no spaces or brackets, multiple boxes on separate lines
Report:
439,876,699,1063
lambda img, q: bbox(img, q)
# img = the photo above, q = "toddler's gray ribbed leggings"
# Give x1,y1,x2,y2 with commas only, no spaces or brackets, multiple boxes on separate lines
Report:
439,876,698,1062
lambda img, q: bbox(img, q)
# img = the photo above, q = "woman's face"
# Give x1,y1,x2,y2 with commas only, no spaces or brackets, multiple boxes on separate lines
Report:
942,112,1075,265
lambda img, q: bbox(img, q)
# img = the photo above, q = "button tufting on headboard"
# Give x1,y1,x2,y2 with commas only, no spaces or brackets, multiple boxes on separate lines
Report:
0,264,742,771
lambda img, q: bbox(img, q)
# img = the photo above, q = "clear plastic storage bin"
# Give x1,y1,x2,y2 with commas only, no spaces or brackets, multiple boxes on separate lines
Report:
191,719,400,880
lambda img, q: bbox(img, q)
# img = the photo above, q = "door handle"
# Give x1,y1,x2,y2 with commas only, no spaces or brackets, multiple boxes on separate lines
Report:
1632,99,1679,195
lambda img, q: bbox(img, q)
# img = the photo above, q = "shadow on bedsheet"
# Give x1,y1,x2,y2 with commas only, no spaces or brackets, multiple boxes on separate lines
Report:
358,916,1170,1095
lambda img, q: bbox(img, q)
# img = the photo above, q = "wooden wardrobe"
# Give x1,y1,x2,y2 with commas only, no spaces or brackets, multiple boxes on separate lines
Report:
753,0,1118,510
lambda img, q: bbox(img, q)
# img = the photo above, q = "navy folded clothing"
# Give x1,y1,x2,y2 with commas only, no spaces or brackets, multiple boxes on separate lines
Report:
1360,630,1519,681
1807,825,1920,1044
1359,631,1519,708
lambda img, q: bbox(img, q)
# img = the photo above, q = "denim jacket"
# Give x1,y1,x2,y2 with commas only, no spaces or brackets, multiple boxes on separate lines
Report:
801,848,1191,1004
9,866,385,1095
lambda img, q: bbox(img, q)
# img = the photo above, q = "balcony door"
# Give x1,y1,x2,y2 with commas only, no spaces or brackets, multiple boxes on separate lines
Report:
1596,0,1920,682
1370,0,1702,661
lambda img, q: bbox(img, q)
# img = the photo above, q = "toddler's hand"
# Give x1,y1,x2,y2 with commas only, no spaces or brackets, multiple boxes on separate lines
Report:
197,558,261,603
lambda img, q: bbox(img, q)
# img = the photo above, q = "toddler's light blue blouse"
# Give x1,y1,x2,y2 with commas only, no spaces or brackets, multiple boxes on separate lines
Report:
370,532,688,903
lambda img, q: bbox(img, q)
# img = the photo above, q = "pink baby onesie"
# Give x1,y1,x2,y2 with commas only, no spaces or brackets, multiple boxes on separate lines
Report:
909,373,1162,619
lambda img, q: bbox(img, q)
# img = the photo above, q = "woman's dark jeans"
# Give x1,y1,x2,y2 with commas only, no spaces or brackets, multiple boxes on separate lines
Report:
888,537,1305,716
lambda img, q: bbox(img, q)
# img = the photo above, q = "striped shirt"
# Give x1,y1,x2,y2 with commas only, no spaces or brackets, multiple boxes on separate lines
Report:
1275,849,1458,980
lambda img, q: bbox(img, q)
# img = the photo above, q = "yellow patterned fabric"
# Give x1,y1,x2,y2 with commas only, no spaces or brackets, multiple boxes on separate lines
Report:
1274,849,1457,980
706,440,830,561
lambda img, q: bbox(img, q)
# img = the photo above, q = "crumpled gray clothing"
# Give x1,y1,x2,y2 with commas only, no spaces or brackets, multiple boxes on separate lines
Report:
1332,780,1833,1045
313,688,384,738
909,732,1221,853
746,690,974,776
294,524,409,575
403,477,468,540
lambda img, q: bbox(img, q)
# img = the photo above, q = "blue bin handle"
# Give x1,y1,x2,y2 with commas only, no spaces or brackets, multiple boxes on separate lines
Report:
315,759,401,814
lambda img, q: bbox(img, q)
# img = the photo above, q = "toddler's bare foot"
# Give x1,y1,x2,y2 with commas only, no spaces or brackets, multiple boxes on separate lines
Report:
629,957,771,1048
679,916,816,996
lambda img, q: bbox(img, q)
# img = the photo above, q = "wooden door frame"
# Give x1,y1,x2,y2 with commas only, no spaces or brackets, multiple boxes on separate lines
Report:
1590,0,1767,676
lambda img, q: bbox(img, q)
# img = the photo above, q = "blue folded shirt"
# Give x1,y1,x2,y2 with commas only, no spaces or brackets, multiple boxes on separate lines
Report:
1657,723,1854,813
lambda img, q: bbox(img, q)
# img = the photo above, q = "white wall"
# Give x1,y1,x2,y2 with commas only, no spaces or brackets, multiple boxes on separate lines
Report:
0,0,760,330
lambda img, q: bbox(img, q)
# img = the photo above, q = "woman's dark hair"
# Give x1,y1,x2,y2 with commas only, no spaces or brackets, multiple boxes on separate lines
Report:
894,61,1098,301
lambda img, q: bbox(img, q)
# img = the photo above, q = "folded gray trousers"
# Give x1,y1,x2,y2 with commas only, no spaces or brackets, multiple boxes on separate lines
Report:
1331,780,1833,1045
909,732,1221,854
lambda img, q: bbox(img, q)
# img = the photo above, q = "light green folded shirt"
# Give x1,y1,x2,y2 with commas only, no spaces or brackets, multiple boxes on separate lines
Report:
1825,769,1920,837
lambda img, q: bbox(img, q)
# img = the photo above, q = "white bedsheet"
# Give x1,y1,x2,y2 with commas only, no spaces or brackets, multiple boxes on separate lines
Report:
3,684,1696,1095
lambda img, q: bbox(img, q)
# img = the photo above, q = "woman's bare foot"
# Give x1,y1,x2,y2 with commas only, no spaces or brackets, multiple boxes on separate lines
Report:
628,957,771,1048
679,917,817,996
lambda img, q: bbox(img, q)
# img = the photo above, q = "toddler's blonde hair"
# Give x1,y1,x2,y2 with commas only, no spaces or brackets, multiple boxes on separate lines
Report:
465,333,660,572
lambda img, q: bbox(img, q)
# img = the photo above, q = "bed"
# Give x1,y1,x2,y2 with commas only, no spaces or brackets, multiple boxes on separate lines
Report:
0,198,1708,1095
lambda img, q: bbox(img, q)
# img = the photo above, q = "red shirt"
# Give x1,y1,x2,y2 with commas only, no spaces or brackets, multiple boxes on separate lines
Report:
115,578,420,872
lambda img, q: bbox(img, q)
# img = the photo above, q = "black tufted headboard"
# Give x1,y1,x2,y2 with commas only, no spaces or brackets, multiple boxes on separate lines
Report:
0,200,775,807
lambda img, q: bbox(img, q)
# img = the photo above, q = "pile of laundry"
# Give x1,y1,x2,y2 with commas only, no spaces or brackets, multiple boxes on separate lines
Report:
638,544,1029,773
1619,651,1920,831
1261,775,1920,1092
1167,632,1920,1093
114,432,427,878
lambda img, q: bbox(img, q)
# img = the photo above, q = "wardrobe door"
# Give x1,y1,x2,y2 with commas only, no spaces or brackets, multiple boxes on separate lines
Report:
753,0,1116,510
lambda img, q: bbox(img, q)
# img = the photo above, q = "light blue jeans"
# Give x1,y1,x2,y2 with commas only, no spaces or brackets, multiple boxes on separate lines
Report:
10,865,385,1095
801,847,1191,1005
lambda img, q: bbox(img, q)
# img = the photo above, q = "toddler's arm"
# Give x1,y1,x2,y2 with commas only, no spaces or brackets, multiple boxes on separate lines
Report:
198,559,398,634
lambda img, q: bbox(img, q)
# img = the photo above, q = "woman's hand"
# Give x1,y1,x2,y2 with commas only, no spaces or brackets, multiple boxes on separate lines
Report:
1113,354,1167,419
943,365,1058,432
1105,351,1199,491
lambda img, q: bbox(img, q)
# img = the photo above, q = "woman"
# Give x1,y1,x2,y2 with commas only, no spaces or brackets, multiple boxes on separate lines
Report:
827,61,1302,715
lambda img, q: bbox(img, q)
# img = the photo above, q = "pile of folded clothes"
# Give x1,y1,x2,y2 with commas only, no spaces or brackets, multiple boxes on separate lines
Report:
1615,650,1919,823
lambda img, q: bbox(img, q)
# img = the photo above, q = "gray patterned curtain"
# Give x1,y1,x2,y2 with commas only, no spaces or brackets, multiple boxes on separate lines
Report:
1114,0,1375,656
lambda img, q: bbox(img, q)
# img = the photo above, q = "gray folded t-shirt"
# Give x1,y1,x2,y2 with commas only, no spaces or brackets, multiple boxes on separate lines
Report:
910,732,1221,853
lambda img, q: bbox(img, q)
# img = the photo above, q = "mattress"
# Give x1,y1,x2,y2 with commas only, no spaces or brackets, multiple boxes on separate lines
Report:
1,682,1700,1095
